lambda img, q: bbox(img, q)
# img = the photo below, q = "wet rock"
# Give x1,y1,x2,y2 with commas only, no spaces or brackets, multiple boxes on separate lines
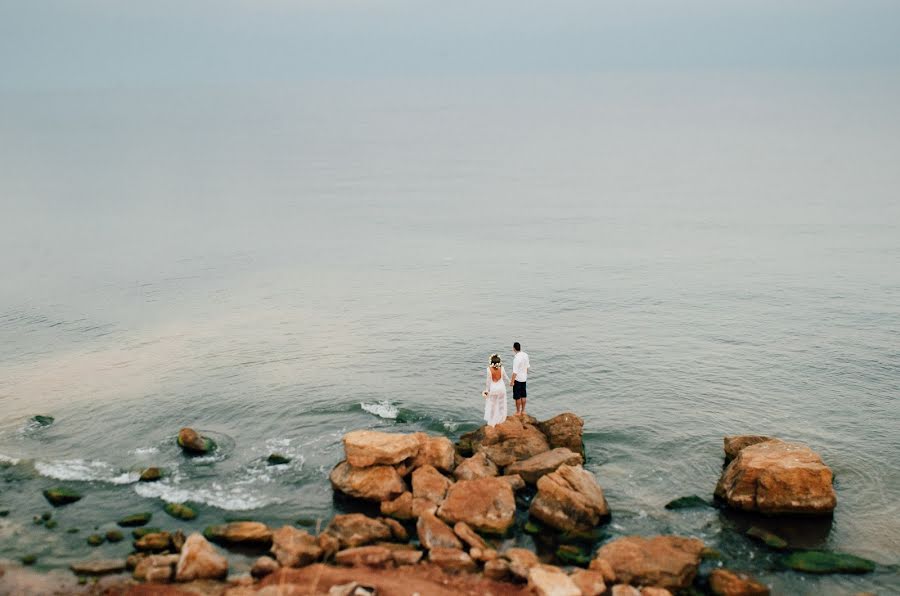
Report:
70,559,126,575
411,433,456,473
379,491,414,520
506,448,584,485
326,514,393,549
105,530,124,543
175,533,228,581
745,526,788,550
250,556,279,579
330,461,407,502
505,547,540,580
453,452,498,481
569,569,607,596
335,545,393,567
118,512,153,527
538,413,585,457
204,521,273,545
436,477,516,534
528,564,581,596
453,521,488,550
132,527,161,539
43,487,82,507
271,526,323,567
134,554,179,582
139,467,163,482
134,531,173,552
529,464,609,532
555,544,591,566
470,416,551,467
484,557,511,581
343,430,420,468
416,510,462,550
267,453,291,466
21,554,37,566
715,440,836,515
664,495,710,510
590,535,705,591
723,435,772,461
32,415,55,426
164,502,197,520
411,464,452,508
781,550,876,574
709,568,770,595
87,534,105,547
428,547,477,573
177,427,216,455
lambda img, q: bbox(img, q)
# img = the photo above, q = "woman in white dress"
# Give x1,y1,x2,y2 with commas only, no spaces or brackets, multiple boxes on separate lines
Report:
482,354,509,427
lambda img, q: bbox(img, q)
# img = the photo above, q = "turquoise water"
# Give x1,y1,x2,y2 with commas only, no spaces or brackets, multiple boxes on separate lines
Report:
1,74,898,594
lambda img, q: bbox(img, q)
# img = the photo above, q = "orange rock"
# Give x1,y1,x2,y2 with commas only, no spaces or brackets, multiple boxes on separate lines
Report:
343,430,420,468
527,564,581,596
250,556,278,579
380,517,408,542
641,588,674,596
591,535,704,591
329,461,406,502
174,533,228,581
411,433,456,472
709,569,770,596
504,547,540,580
416,511,462,550
334,545,393,567
529,464,609,532
204,521,272,545
436,477,516,534
723,435,772,461
453,521,488,551
325,514,393,549
569,569,607,596
505,447,584,485
453,452,499,481
484,558,512,581
380,491,414,520
538,413,585,457
271,526,322,568
411,465,452,507
472,416,550,467
428,547,477,573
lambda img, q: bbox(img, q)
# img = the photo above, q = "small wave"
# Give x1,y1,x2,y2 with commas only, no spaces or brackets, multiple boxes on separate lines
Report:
131,446,160,456
35,459,139,485
0,454,20,466
134,465,284,511
361,400,399,419
442,420,459,432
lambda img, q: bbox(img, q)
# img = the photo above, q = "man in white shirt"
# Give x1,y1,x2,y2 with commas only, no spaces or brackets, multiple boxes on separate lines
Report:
510,342,530,415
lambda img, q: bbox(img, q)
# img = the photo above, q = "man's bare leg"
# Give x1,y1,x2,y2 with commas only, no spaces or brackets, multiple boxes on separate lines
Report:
520,398,526,416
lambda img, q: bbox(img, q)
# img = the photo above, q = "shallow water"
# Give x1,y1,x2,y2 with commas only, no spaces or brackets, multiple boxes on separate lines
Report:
1,74,899,594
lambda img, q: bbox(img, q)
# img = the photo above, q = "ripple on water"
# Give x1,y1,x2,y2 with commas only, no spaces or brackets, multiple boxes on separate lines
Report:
34,459,139,485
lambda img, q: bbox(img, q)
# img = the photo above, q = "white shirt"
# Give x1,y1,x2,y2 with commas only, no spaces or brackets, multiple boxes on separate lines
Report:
512,351,529,382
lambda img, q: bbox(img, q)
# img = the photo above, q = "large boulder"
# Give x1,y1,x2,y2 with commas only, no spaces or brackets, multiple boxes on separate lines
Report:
539,413,585,458
453,452,499,481
590,535,705,591
470,416,551,467
330,461,406,502
343,430,420,468
709,569,770,595
506,448,584,485
417,511,462,550
529,464,609,532
411,433,456,473
177,428,215,455
715,440,836,515
325,514,393,549
437,477,516,534
528,564,581,596
174,533,228,581
270,526,322,567
204,522,272,546
723,435,772,461
411,465,452,508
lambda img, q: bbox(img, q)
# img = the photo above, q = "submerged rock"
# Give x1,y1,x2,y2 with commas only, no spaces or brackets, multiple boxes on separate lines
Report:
204,521,273,545
43,487,82,507
723,435,772,461
343,430,420,468
665,495,711,510
21,554,38,566
529,465,609,532
105,530,124,543
330,461,407,502
32,415,55,427
267,453,291,466
175,533,228,581
139,467,163,482
709,568,770,595
86,534,105,547
270,526,322,567
437,477,516,534
746,526,788,550
177,427,216,455
590,535,705,591
453,452,499,481
781,550,876,574
164,502,197,520
715,440,836,515
117,512,153,527
505,447,583,485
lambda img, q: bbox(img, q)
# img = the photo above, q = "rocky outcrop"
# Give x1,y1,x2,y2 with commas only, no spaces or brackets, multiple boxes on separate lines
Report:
539,413,585,457
177,428,215,455
715,439,837,515
411,465,452,508
453,452,499,481
175,533,228,581
709,569,770,595
528,564,581,596
204,521,272,545
437,477,516,534
529,464,609,532
505,448,584,485
325,514,393,549
343,430,420,468
417,511,463,550
590,535,705,591
270,526,323,567
412,433,456,473
466,416,551,467
330,461,407,502
723,435,772,461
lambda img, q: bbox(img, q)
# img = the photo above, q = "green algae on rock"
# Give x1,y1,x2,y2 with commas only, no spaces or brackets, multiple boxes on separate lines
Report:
43,487,82,507
106,530,124,543
139,467,163,482
87,533,105,546
746,526,788,550
132,527,161,539
118,512,153,527
32,415,55,427
177,427,216,455
782,550,876,574
556,544,592,566
164,502,197,520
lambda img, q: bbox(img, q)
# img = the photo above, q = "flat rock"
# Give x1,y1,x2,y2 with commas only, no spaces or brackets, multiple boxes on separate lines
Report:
411,465,452,508
175,533,228,581
453,452,498,481
539,413,585,457
335,545,393,567
529,464,609,532
453,521,488,550
271,526,323,567
117,512,153,527
437,477,516,534
326,514,393,549
473,416,551,467
528,564,581,596
724,435,772,461
330,461,407,502
590,535,705,591
709,569,770,595
417,511,462,550
70,559,126,575
506,448,584,485
134,532,172,552
380,491,414,520
781,550,875,574
715,440,836,515
411,433,456,473
205,521,272,545
428,547,477,573
664,495,710,510
343,430,420,468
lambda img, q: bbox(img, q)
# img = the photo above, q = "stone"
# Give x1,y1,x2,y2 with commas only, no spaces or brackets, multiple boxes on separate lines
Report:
343,430,420,468
171,530,186,552
715,440,837,515
70,559,126,575
723,435,772,461
32,415,55,426
126,553,147,570
505,547,540,580
318,532,341,560
453,452,498,481
591,535,705,591
204,522,273,545
271,526,323,567
411,433,456,472
538,413,585,457
175,533,228,581
380,491,414,520
118,512,153,527
335,546,393,567
267,453,291,465
781,550,876,574
390,548,423,565
428,547,477,573
569,569,607,596
134,554,179,582
436,477,516,534
326,514,393,548
42,487,82,507
139,467,163,482
452,521,488,550
416,511,462,550
21,554,37,566
380,517,408,542
105,530,124,543
556,544,591,566
412,497,438,518
709,569,770,595
132,527,161,539
86,534,105,546
330,461,407,502
611,586,641,596
501,474,526,491
641,589,673,596
528,564,581,596
484,558,511,581
529,465,610,532
664,496,710,510
251,556,279,579
746,527,788,550
506,448,584,485
164,503,197,520
328,583,378,596
591,558,616,584
471,416,551,467
411,464,452,507
177,427,216,454
134,532,172,551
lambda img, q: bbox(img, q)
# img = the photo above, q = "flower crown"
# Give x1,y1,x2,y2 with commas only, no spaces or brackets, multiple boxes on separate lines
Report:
489,353,502,369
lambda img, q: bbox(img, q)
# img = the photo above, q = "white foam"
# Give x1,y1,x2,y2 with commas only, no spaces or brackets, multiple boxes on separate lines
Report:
134,463,286,510
131,446,160,456
361,400,398,419
442,420,459,432
0,454,20,465
35,459,139,485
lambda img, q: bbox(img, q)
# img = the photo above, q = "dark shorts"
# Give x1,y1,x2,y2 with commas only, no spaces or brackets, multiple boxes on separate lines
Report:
513,381,527,399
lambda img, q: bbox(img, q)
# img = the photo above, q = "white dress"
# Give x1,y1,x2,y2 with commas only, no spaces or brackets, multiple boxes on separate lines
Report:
483,366,509,427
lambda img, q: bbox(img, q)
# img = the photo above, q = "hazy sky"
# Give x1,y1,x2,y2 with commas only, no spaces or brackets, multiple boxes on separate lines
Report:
2,1,899,89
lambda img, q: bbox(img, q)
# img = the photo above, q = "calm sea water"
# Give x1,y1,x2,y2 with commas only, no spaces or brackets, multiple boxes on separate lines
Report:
1,74,898,594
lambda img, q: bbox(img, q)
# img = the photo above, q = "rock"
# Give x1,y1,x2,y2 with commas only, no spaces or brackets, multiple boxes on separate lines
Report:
390,548,423,565
335,546,393,567
569,569,607,596
70,559,126,575
452,521,488,550
428,547,477,573
134,532,172,551
505,547,540,580
21,554,37,566
164,502,197,520
412,497,438,518
746,526,788,550
556,544,591,566
453,452,499,481
538,413,585,457
501,474,526,491
343,430,420,468
326,514,393,548
528,564,581,596
175,533,228,581
709,569,770,595
177,427,216,454
126,553,146,570
44,519,58,529
139,467,163,482
506,448,584,485
329,582,378,596
0,510,8,517
529,464,610,532
781,550,876,574
43,487,82,507
132,527,161,539
610,585,640,596
590,535,705,591
411,433,456,473
105,530,124,543
380,517,408,542
715,440,836,515
380,491,414,520
204,522,273,545
723,435,772,461
416,511,462,550
32,415,55,426
436,477,516,534
411,464,452,507
87,534,105,546
484,558,511,581
251,556,279,579
171,529,186,552
330,461,407,502
318,532,341,560
267,453,291,465
271,526,323,567
591,558,616,584
640,589,673,596
118,512,153,527
134,554,179,582
664,495,710,510
470,416,551,467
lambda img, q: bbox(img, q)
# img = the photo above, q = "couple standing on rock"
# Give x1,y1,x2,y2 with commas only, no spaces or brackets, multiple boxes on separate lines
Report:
482,342,530,426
